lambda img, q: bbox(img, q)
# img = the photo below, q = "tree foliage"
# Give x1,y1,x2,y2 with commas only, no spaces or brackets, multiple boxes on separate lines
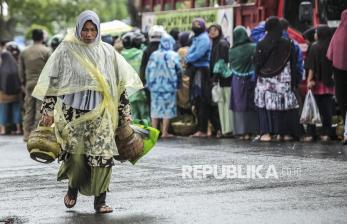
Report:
0,0,129,40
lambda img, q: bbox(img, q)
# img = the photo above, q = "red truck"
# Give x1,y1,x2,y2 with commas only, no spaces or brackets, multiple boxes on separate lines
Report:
140,0,347,52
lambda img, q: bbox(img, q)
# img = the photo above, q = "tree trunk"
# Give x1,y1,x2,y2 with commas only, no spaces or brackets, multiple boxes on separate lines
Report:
127,0,141,28
0,1,15,41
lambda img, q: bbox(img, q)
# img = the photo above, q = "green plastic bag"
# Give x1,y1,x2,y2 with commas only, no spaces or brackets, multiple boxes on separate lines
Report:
129,119,160,165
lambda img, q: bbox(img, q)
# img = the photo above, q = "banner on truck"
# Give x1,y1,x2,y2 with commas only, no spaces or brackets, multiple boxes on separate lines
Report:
142,6,234,44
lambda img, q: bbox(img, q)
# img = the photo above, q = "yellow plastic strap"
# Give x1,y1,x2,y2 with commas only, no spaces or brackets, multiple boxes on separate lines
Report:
70,51,117,130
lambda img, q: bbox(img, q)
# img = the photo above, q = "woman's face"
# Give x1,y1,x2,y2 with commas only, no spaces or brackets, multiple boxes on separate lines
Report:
81,21,98,44
208,26,220,39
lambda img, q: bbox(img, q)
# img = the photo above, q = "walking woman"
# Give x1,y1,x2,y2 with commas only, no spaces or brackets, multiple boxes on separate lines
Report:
146,34,182,138
229,26,259,139
305,25,334,142
327,9,347,144
254,17,301,142
32,10,142,213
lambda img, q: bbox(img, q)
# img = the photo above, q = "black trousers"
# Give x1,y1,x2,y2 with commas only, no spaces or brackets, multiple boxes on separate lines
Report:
190,67,221,133
197,97,220,133
334,67,347,120
307,94,334,137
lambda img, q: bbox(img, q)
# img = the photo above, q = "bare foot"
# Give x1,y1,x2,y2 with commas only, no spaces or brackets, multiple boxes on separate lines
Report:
215,130,222,138
284,135,294,141
190,131,207,138
161,133,175,139
260,134,271,142
244,134,251,140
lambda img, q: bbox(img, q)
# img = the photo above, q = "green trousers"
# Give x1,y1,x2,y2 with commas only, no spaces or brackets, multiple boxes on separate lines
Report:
57,154,112,197
217,87,234,135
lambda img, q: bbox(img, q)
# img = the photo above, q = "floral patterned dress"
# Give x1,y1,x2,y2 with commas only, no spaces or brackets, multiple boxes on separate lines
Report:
41,91,130,167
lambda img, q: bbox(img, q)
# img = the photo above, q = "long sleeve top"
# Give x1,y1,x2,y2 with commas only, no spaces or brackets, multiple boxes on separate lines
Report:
185,32,211,68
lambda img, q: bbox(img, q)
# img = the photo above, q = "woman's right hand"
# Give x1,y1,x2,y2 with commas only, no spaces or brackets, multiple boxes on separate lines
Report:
307,80,315,89
41,115,54,127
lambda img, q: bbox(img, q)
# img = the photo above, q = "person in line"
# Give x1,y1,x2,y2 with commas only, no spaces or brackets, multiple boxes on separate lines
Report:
327,9,347,145
140,25,166,116
19,29,51,141
280,19,304,81
208,23,230,138
0,44,22,134
186,18,219,138
176,31,192,112
305,25,335,142
121,31,149,121
169,27,181,51
33,10,142,213
5,41,21,63
146,34,182,138
254,16,301,142
140,25,166,84
226,26,259,139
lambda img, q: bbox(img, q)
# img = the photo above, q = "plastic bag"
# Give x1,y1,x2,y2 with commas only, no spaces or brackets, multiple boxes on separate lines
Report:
213,59,232,78
128,119,160,165
300,90,321,124
212,83,224,103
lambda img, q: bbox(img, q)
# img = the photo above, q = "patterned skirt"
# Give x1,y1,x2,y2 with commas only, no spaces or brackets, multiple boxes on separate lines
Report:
254,63,299,111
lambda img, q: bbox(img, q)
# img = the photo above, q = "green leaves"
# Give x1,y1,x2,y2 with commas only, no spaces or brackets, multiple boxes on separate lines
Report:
1,0,129,40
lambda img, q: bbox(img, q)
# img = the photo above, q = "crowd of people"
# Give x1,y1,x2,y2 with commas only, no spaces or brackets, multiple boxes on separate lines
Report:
0,10,347,145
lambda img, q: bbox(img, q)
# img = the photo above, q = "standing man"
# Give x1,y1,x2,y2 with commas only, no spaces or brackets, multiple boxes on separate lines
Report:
19,29,51,141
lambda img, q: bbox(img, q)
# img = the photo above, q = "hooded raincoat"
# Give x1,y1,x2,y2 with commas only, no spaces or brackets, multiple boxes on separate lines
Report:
146,35,181,119
33,10,142,196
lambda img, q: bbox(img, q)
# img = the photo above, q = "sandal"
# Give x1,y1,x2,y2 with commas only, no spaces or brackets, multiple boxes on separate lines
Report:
64,187,78,208
94,192,113,214
95,204,113,214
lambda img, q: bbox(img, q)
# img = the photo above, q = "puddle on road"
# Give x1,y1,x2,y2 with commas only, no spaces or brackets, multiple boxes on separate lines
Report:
0,216,28,224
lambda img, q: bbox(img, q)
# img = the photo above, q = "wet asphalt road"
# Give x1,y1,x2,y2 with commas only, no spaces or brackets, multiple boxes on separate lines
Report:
0,135,347,224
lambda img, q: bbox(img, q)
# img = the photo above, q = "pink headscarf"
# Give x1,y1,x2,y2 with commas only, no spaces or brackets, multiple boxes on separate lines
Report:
327,9,347,71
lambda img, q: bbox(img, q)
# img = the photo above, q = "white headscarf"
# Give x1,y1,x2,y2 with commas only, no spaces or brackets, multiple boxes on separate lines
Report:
75,10,101,43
